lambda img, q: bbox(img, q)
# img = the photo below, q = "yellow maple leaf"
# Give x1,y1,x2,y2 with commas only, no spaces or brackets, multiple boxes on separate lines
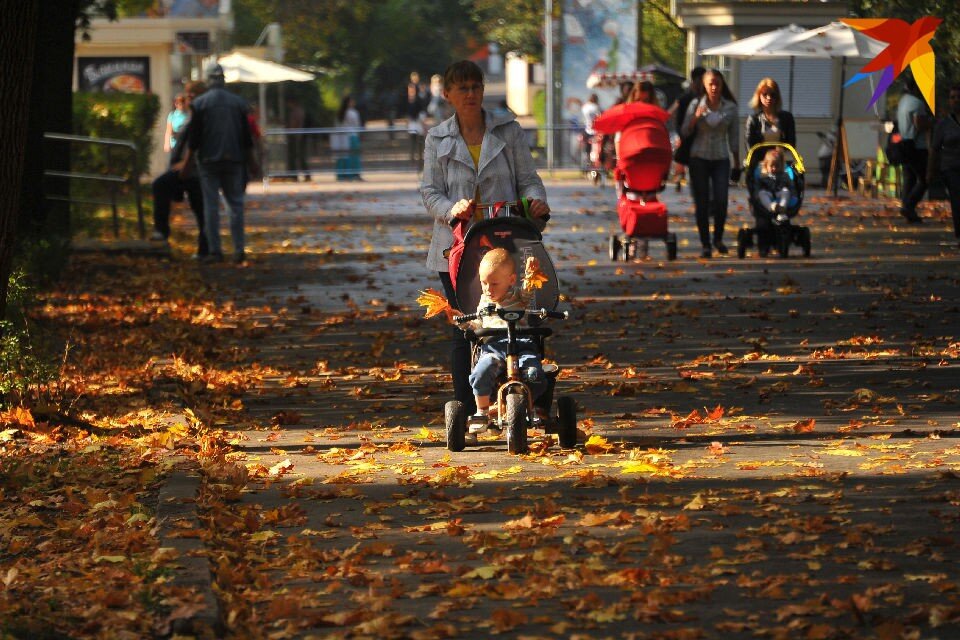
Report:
584,434,614,454
823,448,863,457
522,257,549,291
416,288,454,320
619,460,663,474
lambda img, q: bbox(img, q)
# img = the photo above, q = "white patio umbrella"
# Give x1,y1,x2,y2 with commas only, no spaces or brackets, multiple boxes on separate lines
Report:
217,52,315,131
218,52,315,84
758,22,886,194
699,24,809,110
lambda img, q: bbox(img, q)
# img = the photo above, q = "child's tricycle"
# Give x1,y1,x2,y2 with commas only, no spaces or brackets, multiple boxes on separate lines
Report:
447,305,577,453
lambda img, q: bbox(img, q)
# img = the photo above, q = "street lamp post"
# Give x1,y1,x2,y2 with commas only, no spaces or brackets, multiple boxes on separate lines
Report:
545,0,554,171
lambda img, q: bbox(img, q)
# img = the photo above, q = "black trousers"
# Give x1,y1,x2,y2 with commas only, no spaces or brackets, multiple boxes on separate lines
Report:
900,141,928,217
152,170,208,255
439,271,475,414
941,167,960,239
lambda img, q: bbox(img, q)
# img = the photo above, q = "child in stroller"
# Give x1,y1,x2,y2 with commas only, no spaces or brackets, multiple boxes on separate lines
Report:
737,142,811,259
755,147,796,218
444,203,577,454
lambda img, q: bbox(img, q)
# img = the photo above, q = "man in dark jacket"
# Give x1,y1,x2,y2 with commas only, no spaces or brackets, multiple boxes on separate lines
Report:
181,63,253,263
151,81,208,258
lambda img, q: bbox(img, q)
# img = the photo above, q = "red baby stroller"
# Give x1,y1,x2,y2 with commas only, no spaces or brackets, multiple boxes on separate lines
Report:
593,102,677,261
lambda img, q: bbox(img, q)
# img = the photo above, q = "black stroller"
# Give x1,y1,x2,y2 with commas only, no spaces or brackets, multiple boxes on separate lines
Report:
445,202,577,454
736,142,812,259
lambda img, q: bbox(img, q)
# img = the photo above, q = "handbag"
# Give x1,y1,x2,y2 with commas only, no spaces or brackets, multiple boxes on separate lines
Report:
885,122,904,166
674,133,694,165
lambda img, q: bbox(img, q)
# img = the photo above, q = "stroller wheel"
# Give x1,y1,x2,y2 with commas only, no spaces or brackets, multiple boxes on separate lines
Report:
444,401,467,452
505,393,528,455
609,235,621,261
777,229,791,259
666,233,678,261
799,227,812,257
736,228,749,259
556,396,577,449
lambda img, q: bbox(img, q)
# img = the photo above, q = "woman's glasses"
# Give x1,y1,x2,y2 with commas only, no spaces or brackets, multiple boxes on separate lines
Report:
453,83,484,95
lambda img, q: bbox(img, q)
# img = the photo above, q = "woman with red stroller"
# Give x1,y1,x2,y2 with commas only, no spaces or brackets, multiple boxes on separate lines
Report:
593,86,678,260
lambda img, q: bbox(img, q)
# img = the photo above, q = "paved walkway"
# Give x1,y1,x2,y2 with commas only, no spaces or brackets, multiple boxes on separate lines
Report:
176,175,960,638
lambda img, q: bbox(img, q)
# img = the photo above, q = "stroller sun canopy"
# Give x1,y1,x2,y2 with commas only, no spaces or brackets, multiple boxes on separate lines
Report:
618,120,672,167
592,102,670,136
453,217,560,314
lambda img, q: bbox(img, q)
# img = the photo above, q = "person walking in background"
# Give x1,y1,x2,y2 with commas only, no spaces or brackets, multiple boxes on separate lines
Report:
745,77,796,149
928,83,960,248
582,93,601,136
246,102,264,186
181,63,254,265
404,74,428,166
615,81,634,106
668,67,706,192
285,97,308,182
428,73,454,126
163,93,189,154
420,59,551,416
335,95,363,181
581,93,602,171
681,68,739,258
151,81,208,257
898,74,932,223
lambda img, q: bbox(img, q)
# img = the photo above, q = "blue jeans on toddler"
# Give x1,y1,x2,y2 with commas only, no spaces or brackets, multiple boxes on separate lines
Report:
469,337,547,403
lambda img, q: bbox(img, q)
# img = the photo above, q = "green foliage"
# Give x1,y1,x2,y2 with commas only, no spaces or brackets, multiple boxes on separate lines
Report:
0,269,57,407
233,0,477,115
471,0,546,61
72,91,160,180
642,0,685,72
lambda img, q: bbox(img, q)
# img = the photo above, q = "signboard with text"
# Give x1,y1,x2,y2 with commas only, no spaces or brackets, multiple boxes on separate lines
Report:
77,57,150,93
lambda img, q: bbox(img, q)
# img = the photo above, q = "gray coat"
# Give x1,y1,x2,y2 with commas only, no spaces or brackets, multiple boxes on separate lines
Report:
421,109,548,271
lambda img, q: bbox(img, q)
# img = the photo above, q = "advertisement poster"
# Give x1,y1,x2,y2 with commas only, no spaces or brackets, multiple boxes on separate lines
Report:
561,0,637,124
77,57,150,93
151,0,220,17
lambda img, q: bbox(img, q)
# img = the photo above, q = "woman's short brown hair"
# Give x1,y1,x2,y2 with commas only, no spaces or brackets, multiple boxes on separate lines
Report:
443,60,484,92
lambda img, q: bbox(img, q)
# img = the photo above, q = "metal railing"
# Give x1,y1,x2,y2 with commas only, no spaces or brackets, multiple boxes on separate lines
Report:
259,123,590,182
43,133,144,238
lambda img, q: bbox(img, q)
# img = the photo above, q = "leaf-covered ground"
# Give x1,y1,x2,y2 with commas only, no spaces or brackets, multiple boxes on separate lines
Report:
4,178,960,638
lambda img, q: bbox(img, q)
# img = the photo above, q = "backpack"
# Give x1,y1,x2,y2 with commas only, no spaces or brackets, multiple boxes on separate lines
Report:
885,121,904,166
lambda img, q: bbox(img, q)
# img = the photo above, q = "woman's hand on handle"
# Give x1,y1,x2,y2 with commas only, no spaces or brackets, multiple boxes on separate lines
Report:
450,199,475,221
527,198,550,218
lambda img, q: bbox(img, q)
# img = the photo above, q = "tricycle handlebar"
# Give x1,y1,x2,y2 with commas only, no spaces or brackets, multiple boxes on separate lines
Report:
454,306,568,325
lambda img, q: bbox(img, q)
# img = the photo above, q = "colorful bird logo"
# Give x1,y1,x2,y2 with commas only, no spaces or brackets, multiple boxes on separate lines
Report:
841,17,941,113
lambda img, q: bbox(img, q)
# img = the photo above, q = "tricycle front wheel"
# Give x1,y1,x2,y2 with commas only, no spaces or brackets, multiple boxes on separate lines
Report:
505,393,528,454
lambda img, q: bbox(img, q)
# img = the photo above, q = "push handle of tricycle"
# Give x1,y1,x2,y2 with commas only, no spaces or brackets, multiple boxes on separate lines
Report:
448,199,531,227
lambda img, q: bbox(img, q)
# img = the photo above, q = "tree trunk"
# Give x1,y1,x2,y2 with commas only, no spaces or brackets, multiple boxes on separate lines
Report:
19,0,78,244
0,1,41,319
